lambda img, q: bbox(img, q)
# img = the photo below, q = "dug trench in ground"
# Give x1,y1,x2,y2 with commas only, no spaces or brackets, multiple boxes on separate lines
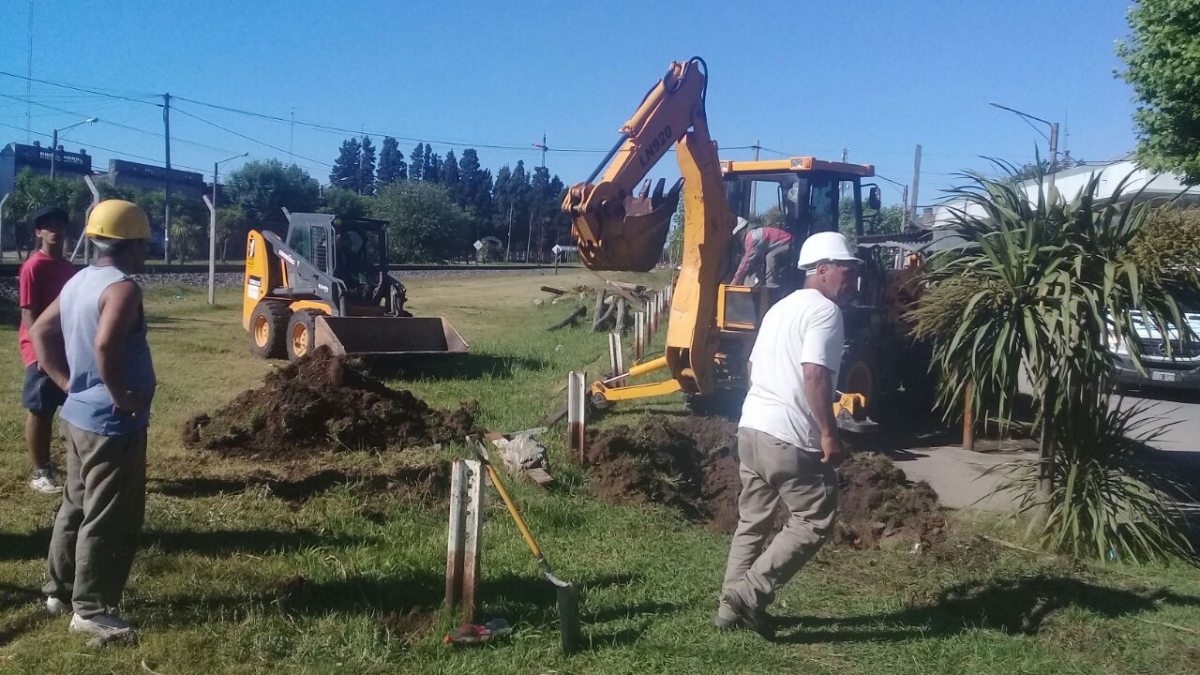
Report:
586,416,950,549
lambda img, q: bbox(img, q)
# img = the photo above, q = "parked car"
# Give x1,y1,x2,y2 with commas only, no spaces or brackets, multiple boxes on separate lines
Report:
1110,307,1200,390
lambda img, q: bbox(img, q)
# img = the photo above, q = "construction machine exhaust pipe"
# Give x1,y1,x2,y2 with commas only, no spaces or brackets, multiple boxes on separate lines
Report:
567,177,682,272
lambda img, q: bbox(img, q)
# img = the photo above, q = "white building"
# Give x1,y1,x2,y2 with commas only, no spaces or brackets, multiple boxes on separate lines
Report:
919,156,1200,250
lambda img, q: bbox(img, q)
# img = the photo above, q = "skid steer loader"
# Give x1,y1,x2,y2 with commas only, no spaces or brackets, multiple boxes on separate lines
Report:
242,212,467,360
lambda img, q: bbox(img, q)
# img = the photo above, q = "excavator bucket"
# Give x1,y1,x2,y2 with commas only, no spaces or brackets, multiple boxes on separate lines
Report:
571,178,682,272
314,316,468,357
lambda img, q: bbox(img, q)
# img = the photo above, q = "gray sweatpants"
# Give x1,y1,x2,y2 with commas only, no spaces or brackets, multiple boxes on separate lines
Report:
44,420,147,619
721,427,838,613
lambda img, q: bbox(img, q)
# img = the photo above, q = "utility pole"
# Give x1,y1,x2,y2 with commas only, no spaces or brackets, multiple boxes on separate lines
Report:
1048,122,1060,191
289,110,295,162
910,144,922,227
163,93,173,264
840,148,849,198
26,0,33,143
988,102,1060,190
0,193,9,259
748,140,761,217
901,185,909,229
533,134,548,169
505,204,513,262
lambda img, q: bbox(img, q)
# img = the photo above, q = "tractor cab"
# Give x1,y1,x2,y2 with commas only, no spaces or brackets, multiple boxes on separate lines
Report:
281,213,402,316
721,156,880,292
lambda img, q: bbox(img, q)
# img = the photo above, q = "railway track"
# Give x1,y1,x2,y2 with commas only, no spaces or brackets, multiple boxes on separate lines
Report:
0,262,572,277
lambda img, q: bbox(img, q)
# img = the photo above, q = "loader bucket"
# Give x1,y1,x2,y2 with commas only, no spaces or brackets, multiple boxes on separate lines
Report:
314,316,468,357
569,178,682,272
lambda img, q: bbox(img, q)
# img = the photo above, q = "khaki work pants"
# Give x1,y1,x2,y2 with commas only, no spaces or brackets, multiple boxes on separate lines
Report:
44,420,147,619
722,427,838,613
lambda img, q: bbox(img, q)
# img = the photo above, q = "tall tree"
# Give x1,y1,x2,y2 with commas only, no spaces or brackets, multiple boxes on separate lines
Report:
330,137,361,190
424,144,440,183
528,166,553,261
410,143,425,181
359,135,377,195
377,136,406,185
1118,0,1200,184
441,149,460,196
457,148,493,225
493,164,514,250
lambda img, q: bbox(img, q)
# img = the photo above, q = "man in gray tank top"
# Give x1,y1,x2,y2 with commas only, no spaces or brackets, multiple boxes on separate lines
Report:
29,199,155,642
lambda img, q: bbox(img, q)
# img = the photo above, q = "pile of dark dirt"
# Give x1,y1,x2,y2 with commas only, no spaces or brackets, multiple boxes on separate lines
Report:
832,452,948,549
586,415,948,549
183,346,477,457
583,415,734,526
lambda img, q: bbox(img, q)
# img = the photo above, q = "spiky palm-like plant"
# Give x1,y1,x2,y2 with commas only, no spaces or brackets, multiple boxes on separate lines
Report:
910,163,1196,562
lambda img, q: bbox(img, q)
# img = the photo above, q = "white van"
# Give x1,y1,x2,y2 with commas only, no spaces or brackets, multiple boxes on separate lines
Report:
1111,307,1200,389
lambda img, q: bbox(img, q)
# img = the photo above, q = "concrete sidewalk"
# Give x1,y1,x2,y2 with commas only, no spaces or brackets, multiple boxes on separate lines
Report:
888,445,1035,512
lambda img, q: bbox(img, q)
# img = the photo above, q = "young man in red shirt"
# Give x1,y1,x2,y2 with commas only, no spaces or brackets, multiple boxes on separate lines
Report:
19,207,77,493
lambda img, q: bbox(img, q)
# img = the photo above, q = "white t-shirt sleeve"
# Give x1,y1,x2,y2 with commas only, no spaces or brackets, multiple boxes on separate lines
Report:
799,302,844,370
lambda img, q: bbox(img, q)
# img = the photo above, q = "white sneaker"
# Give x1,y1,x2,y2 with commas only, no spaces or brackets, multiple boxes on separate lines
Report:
69,613,136,640
45,596,70,615
30,469,63,494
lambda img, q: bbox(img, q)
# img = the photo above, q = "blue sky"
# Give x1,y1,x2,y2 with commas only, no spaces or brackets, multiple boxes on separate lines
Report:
0,0,1139,207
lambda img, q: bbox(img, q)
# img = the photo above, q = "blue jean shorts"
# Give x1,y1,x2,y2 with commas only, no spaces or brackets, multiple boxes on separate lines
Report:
23,364,66,414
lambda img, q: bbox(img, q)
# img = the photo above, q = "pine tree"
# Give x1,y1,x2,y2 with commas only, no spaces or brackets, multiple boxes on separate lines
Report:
441,149,461,199
359,136,377,195
493,165,514,249
410,143,425,181
457,149,492,224
423,144,440,183
330,137,361,190
377,136,405,186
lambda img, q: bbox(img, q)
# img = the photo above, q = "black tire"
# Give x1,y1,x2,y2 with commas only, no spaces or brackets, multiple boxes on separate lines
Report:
248,302,291,359
285,310,322,361
839,356,877,419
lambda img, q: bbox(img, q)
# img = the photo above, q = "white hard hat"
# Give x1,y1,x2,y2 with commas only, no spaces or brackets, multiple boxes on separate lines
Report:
797,231,861,269
732,217,749,236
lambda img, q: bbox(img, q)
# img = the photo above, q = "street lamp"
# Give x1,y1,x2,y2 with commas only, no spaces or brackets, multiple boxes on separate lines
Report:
206,152,248,304
212,152,249,212
875,174,910,228
989,102,1060,179
50,117,98,179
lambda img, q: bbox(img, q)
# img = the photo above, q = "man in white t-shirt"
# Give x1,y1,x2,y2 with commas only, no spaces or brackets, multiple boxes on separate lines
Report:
716,231,861,639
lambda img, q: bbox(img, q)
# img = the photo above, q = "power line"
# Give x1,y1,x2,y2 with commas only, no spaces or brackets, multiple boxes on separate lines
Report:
0,92,240,155
0,70,160,106
0,120,207,172
172,105,333,167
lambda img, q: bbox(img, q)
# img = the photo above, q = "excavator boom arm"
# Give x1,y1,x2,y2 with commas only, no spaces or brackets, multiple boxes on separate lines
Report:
563,58,709,272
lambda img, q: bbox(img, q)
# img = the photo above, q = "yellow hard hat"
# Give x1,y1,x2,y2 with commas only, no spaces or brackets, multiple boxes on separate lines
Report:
86,200,150,240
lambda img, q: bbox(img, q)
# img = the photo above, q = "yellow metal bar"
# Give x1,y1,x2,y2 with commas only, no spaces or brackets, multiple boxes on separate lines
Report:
592,378,683,403
627,356,668,378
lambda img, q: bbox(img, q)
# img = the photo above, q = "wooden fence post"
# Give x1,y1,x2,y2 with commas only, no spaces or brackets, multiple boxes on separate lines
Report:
445,459,483,621
568,371,587,463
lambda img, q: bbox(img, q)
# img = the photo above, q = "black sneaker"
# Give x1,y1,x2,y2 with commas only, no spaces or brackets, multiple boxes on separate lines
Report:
720,591,775,639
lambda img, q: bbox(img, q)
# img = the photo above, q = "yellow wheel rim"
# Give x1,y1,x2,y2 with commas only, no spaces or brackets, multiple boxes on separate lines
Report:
253,315,270,347
291,322,309,358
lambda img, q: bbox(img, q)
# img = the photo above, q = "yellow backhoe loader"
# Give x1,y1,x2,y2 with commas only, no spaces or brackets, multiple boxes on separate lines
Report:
242,212,467,360
562,57,927,425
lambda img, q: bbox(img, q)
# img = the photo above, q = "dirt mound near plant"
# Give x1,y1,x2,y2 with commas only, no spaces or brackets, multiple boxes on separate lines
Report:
183,346,477,457
586,416,947,548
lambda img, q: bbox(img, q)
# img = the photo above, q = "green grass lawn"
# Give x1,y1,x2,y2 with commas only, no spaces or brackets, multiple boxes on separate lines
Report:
0,270,1197,674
